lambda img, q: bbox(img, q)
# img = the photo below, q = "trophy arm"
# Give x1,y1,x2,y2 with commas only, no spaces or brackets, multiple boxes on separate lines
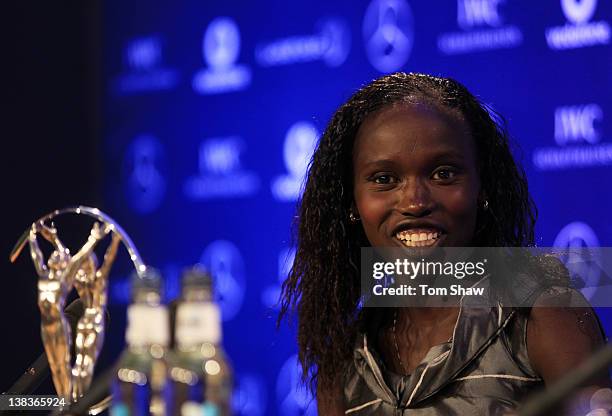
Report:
73,267,94,308
28,229,48,277
64,224,109,282
39,222,68,254
96,233,121,280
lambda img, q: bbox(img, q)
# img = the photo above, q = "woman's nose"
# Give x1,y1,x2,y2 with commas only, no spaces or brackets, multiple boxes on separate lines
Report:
396,178,434,217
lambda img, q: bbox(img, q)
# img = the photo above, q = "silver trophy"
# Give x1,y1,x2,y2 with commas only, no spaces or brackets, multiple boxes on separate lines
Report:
10,206,146,404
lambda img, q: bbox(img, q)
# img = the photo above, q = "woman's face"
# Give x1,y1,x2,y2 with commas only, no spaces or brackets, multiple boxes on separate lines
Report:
352,102,480,248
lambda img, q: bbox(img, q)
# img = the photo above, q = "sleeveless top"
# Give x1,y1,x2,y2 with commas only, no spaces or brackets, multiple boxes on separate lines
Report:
343,260,607,415
343,303,543,415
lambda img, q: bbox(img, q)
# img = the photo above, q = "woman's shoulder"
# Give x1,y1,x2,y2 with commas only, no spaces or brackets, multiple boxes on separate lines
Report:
522,283,608,386
495,252,581,307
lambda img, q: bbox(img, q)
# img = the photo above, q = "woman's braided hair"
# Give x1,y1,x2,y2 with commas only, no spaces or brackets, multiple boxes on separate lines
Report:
279,73,537,393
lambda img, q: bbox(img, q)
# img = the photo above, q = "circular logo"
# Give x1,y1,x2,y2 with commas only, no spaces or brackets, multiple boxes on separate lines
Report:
553,221,601,300
561,0,597,25
232,373,267,416
363,0,414,73
204,17,241,69
283,122,318,179
200,240,246,321
276,354,317,416
261,248,296,309
122,135,166,214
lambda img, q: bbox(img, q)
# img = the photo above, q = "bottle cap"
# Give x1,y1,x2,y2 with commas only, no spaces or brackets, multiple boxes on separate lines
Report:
131,267,162,300
181,264,213,290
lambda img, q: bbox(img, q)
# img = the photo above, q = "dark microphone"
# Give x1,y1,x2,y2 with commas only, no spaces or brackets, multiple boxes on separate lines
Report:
3,298,84,396
50,364,116,416
520,342,612,416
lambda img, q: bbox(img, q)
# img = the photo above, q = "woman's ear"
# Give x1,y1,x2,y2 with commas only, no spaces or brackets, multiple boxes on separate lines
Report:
478,192,489,211
349,203,361,224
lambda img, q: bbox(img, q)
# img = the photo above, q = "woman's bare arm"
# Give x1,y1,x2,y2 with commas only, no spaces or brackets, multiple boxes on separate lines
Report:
527,300,610,414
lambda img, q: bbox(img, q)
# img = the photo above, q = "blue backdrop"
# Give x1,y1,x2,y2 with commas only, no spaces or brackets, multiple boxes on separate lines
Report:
102,1,612,414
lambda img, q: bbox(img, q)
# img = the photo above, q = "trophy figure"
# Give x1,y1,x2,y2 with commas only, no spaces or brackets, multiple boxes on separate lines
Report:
71,231,121,400
28,220,113,399
11,206,147,411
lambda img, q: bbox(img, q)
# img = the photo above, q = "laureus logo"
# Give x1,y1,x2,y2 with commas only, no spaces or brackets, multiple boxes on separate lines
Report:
276,354,317,416
545,0,610,49
562,0,597,24
200,240,246,321
261,248,295,309
553,222,602,301
122,135,167,214
192,17,252,94
271,122,319,202
232,373,267,416
362,0,414,73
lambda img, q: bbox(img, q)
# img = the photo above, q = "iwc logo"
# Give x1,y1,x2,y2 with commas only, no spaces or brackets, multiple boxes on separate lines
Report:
362,0,414,73
532,103,612,170
437,0,523,55
113,35,179,95
184,136,260,200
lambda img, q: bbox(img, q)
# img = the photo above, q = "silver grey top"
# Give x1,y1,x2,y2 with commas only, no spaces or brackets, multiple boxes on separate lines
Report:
344,304,544,415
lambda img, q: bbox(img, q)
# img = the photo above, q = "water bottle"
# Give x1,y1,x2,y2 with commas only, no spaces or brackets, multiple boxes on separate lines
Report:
111,268,169,416
167,266,233,416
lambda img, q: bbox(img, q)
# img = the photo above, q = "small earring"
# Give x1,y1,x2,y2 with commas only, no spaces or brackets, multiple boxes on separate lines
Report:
483,199,489,211
349,212,360,224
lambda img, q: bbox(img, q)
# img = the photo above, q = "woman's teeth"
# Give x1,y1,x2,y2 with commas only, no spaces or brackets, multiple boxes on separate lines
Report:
395,230,441,247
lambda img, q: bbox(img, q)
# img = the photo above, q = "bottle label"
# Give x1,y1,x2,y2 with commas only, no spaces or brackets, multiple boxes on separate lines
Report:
180,401,220,416
109,403,129,416
126,304,170,346
203,402,220,416
176,303,222,346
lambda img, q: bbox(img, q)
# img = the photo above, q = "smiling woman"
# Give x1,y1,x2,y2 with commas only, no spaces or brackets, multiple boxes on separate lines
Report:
352,102,480,249
278,73,609,415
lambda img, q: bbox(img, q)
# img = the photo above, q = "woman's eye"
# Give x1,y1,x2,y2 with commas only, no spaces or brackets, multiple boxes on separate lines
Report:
432,169,456,181
371,174,396,184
